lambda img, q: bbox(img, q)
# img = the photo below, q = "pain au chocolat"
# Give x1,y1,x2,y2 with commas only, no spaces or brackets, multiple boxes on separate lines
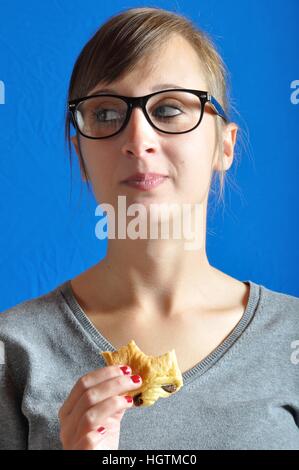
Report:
101,340,184,407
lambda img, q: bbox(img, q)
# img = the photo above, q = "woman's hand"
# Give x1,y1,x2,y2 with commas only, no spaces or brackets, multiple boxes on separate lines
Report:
58,365,142,450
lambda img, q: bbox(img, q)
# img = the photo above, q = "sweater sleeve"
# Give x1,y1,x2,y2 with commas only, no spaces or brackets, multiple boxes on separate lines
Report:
0,366,28,450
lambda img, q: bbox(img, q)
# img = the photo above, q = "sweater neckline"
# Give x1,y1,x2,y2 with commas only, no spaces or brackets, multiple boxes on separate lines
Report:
60,279,261,383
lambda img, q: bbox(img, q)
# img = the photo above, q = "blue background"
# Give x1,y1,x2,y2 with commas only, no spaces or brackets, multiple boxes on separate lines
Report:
0,0,298,311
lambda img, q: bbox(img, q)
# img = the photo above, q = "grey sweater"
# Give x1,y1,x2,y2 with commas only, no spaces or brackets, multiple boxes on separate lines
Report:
0,279,299,450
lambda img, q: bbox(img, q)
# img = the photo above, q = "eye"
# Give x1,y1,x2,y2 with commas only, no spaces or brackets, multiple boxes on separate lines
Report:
161,384,177,393
93,108,121,122
153,105,182,120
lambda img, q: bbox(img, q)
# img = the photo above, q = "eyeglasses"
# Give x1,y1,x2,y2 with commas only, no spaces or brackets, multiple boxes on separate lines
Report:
68,88,229,139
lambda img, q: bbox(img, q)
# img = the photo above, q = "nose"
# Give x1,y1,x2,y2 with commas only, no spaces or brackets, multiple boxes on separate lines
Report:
120,107,159,160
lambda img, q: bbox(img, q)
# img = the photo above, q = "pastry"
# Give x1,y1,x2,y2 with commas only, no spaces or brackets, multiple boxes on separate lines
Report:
101,340,184,407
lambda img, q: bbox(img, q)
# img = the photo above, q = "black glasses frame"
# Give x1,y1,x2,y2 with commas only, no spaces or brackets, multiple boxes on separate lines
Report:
68,88,229,140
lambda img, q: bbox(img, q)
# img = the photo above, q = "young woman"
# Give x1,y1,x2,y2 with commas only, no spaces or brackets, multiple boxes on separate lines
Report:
1,7,298,451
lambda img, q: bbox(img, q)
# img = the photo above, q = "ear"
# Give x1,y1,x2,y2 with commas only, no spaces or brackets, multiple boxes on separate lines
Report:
213,122,238,172
71,135,87,182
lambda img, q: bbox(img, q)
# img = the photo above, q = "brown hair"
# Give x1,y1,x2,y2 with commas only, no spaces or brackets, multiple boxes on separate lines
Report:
65,6,243,206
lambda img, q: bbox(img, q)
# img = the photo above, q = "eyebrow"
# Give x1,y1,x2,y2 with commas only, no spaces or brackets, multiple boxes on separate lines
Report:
90,83,185,95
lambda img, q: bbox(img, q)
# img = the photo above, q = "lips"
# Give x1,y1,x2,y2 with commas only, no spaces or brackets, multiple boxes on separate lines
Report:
121,173,168,191
123,172,168,183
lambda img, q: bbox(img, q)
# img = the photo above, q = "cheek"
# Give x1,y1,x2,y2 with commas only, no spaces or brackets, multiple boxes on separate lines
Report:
174,137,214,195
80,141,116,202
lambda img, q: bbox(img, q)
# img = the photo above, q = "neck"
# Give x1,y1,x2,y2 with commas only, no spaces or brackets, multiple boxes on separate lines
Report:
84,199,227,318
93,235,219,318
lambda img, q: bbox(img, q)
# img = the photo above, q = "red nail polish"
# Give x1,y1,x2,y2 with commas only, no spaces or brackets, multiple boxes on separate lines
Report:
120,366,131,375
125,395,133,403
97,426,106,434
131,375,141,383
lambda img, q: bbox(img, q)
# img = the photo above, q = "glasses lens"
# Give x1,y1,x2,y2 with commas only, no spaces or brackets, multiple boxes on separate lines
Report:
146,90,202,133
75,96,127,138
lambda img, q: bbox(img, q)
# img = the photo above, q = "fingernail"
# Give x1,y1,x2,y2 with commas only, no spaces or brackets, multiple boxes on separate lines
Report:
124,395,133,403
120,366,131,375
97,426,106,434
130,375,142,383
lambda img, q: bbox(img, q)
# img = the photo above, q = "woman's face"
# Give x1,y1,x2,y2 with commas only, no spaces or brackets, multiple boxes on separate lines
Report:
71,35,236,211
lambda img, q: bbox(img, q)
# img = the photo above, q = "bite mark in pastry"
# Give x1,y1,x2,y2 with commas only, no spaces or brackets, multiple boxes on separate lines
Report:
101,340,184,407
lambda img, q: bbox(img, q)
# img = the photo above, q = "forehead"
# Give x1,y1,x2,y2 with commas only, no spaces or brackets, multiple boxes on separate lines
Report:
89,35,207,96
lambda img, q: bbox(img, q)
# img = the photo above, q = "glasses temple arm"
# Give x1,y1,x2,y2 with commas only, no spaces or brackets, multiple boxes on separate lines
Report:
207,94,229,123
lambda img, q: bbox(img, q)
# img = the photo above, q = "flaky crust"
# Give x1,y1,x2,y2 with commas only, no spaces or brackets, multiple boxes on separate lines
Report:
101,340,184,407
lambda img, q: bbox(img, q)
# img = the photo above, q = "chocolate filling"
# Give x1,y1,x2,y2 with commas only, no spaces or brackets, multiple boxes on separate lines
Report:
133,384,177,406
161,384,177,393
133,393,143,406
